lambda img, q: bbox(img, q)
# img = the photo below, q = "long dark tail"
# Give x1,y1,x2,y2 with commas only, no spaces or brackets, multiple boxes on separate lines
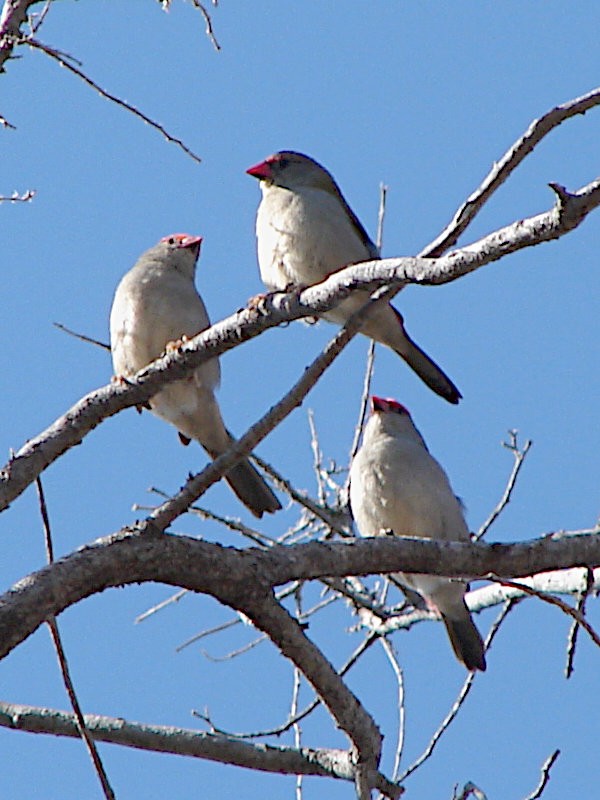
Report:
359,304,462,404
441,611,487,672
393,323,462,405
223,457,282,518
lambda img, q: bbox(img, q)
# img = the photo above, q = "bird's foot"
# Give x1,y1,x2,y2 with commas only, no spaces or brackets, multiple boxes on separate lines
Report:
164,335,189,353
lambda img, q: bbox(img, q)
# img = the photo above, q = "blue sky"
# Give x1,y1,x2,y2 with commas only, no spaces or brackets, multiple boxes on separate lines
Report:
1,3,599,798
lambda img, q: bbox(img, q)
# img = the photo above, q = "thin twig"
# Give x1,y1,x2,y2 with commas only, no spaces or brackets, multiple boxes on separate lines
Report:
488,574,600,649
379,636,405,782
453,783,487,800
345,181,388,483
135,588,189,624
201,633,267,662
24,37,202,164
476,431,532,540
251,453,352,536
307,409,326,505
565,567,594,678
347,341,376,471
522,749,561,800
53,322,111,352
0,189,35,203
292,592,304,800
27,0,52,35
141,486,277,548
35,478,115,800
398,599,516,782
188,0,221,50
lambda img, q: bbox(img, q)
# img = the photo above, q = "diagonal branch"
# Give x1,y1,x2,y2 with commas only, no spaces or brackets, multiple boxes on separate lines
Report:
24,37,203,164
420,86,600,257
1,175,598,515
232,589,383,776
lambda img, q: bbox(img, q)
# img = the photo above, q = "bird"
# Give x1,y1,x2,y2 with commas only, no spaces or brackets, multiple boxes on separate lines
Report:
247,150,461,404
109,233,281,518
349,395,486,671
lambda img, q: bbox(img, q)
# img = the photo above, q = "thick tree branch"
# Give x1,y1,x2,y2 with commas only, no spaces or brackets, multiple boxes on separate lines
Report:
1,176,598,515
2,530,600,662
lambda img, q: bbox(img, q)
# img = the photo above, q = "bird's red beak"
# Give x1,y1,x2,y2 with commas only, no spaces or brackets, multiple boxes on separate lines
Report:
160,233,203,250
371,396,409,415
180,234,203,249
371,396,389,413
246,159,273,180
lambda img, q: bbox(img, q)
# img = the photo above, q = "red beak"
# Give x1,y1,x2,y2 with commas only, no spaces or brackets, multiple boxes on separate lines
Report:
371,396,389,413
246,159,273,180
371,396,410,416
180,235,203,249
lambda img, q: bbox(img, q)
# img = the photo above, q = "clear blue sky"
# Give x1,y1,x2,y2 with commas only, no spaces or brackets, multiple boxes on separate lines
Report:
1,3,599,798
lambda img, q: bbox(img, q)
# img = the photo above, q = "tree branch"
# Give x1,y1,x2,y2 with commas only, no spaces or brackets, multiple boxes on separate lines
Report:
0,700,356,782
2,530,600,661
1,175,598,515
420,86,600,257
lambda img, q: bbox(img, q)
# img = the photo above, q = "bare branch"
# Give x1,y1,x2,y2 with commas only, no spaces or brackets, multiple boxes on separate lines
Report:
489,574,600,649
420,86,600,257
252,453,352,536
476,431,532,540
565,567,594,678
0,0,41,71
4,532,600,667
0,699,358,783
398,599,516,782
238,590,383,770
188,0,221,50
23,37,203,164
521,749,561,800
0,188,35,203
53,322,111,352
36,478,115,800
379,637,405,782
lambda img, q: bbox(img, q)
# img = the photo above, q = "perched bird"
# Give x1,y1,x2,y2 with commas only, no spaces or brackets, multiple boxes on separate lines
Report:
349,396,486,671
247,151,461,404
110,233,281,518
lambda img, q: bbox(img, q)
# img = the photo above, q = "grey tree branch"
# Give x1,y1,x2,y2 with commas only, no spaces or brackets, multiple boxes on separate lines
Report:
2,530,600,662
0,0,40,71
0,700,357,783
2,176,598,516
420,86,600,257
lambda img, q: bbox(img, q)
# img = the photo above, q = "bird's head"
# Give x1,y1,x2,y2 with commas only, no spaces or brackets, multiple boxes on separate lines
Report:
153,233,203,277
246,151,335,193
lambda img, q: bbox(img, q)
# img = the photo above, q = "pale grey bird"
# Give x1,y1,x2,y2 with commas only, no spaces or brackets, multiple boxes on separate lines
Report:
350,396,486,670
247,151,461,404
110,233,281,518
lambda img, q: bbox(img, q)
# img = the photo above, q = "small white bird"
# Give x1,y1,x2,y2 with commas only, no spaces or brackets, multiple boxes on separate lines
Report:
247,151,461,404
349,396,486,671
110,233,281,518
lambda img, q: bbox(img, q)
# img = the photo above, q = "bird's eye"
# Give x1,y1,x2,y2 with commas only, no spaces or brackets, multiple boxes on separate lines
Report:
278,157,288,169
168,237,176,245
